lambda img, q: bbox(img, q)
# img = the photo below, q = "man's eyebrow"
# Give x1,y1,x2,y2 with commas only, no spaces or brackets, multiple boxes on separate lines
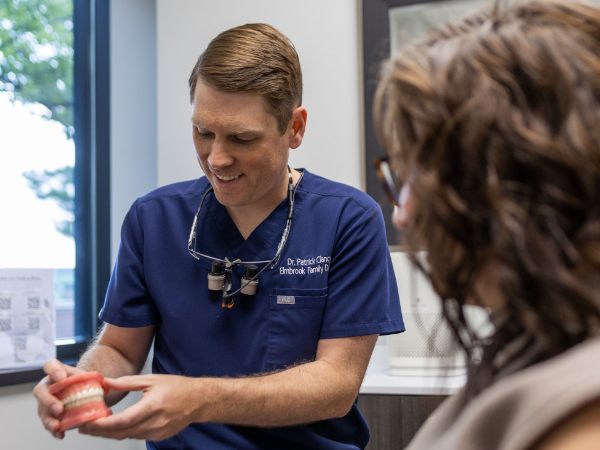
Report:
230,128,263,135
190,118,263,135
190,117,203,127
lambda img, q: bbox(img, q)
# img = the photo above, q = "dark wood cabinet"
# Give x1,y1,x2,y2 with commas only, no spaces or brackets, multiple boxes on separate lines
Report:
358,394,447,450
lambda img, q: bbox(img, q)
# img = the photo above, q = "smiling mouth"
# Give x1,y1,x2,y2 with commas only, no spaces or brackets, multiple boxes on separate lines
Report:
215,174,241,182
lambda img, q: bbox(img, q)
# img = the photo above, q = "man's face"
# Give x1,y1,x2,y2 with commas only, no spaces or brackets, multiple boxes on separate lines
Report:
191,79,293,210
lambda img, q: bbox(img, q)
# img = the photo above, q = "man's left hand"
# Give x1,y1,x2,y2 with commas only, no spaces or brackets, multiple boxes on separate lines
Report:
79,374,198,441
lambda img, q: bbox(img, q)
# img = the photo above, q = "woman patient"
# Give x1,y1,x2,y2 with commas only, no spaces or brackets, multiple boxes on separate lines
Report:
374,0,600,449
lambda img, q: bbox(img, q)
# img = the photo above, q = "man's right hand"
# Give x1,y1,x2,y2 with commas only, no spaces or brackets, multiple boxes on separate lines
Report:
33,359,86,439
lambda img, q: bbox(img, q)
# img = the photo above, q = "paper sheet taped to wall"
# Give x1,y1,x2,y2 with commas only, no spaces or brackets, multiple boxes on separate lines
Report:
0,269,55,371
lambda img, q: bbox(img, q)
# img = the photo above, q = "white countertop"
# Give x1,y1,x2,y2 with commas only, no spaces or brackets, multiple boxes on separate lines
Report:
360,345,466,396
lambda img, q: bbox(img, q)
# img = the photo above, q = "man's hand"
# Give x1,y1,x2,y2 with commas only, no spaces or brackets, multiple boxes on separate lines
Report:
80,334,378,439
43,333,376,442
78,374,197,441
33,359,87,440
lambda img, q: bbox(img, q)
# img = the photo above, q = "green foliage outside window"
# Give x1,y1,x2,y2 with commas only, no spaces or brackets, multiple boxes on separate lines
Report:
1,0,75,237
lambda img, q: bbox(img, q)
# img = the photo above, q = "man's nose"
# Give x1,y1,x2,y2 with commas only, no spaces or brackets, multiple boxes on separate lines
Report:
207,138,234,169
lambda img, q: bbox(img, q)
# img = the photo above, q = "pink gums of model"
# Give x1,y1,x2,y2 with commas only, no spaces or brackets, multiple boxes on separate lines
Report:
49,371,112,431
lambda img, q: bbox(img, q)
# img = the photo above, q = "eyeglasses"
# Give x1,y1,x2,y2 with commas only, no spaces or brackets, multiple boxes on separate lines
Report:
373,156,402,207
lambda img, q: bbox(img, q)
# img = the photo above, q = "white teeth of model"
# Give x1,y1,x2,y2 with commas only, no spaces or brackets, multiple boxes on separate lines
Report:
63,387,105,410
216,174,239,181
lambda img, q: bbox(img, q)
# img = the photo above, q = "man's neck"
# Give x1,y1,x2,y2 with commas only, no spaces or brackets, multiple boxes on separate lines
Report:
226,168,301,240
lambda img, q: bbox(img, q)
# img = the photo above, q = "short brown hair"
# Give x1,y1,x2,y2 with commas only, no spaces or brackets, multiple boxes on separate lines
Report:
375,0,600,395
189,23,302,134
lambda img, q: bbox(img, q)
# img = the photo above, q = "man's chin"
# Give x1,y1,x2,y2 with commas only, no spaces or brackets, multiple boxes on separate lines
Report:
211,190,247,208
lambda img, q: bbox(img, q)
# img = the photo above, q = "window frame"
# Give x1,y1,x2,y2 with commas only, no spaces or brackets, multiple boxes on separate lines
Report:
0,0,110,387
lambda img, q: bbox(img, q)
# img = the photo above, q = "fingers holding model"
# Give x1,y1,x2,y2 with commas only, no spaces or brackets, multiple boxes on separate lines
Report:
78,374,198,441
33,324,156,439
33,359,87,439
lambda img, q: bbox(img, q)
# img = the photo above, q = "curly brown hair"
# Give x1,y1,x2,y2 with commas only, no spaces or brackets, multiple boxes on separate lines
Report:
375,0,600,395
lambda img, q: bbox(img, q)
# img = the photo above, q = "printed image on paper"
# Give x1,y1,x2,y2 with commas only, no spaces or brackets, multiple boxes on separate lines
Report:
0,269,55,371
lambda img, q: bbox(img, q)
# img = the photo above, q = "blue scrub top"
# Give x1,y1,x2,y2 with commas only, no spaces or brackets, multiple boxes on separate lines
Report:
100,169,404,450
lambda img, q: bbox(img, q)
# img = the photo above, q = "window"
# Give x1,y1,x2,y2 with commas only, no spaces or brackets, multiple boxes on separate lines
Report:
0,0,110,386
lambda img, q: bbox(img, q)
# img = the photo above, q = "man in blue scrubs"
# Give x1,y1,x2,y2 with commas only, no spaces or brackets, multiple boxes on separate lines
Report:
35,23,404,449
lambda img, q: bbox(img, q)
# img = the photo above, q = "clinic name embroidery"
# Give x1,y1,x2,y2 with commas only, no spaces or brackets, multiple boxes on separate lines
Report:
280,256,331,275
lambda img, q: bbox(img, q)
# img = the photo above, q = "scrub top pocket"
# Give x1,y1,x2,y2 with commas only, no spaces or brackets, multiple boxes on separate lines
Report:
266,287,328,370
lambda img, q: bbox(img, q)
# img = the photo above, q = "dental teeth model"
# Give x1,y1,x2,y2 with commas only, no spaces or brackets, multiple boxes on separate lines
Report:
49,371,112,431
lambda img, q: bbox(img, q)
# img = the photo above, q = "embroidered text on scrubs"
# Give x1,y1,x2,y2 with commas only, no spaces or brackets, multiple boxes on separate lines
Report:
280,266,306,275
287,256,331,266
280,256,331,276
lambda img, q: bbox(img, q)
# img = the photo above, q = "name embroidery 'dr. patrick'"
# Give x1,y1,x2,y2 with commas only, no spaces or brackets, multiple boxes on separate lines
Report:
279,256,331,276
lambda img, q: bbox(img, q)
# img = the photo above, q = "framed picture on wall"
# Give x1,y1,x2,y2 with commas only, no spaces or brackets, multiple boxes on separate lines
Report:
362,0,485,249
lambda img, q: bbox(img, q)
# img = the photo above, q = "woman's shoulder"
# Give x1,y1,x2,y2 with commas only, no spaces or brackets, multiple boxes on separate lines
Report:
406,336,600,450
487,336,600,449
532,398,600,450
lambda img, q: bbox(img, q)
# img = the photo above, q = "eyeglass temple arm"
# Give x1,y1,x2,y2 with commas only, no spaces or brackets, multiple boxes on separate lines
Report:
188,215,198,250
188,187,214,257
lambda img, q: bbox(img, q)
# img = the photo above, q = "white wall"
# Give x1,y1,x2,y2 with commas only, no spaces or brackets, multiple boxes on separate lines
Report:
0,1,155,448
110,0,159,264
157,0,364,190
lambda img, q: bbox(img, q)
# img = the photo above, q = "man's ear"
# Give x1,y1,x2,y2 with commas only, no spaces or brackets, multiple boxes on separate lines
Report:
289,107,307,149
